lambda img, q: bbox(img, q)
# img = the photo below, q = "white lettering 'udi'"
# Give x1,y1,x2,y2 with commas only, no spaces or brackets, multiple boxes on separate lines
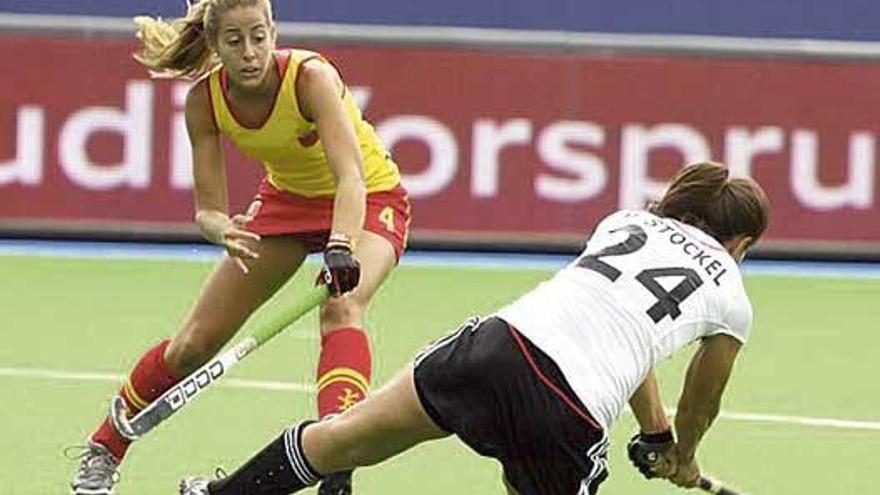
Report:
2,81,876,216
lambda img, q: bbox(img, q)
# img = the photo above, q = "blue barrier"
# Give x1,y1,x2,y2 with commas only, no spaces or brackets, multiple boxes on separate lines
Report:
1,0,878,42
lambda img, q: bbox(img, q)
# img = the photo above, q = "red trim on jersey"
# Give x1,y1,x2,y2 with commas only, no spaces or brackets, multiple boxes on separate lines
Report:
506,324,603,431
275,49,291,78
321,56,349,101
293,54,324,123
202,79,219,131
321,56,346,82
297,130,319,147
219,51,287,130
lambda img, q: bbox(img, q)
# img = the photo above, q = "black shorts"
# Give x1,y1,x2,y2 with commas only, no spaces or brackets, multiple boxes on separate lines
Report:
413,316,609,495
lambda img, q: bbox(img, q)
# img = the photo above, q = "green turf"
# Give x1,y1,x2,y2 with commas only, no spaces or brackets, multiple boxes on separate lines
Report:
2,255,878,494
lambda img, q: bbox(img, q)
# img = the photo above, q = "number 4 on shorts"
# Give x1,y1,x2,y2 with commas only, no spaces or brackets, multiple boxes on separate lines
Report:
379,206,395,232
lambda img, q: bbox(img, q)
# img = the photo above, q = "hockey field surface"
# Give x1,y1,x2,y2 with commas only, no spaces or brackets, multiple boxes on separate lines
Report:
1,241,878,494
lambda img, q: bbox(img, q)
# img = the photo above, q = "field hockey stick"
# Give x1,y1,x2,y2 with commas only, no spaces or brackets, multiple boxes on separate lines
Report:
698,475,743,495
110,284,329,441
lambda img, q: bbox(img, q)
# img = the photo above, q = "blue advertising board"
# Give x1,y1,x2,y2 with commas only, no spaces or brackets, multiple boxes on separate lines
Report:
2,0,878,41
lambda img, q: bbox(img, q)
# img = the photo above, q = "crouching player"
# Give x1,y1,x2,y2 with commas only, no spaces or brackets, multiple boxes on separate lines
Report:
180,162,769,495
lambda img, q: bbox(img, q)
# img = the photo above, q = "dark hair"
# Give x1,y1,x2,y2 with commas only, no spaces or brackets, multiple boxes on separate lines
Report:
649,162,770,246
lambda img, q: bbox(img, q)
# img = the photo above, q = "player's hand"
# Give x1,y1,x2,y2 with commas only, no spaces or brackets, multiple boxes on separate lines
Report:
663,446,700,488
321,236,360,296
626,430,675,479
218,202,261,273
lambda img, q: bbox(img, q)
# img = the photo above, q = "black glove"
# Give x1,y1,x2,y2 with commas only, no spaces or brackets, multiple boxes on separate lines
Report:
321,240,360,296
626,430,674,479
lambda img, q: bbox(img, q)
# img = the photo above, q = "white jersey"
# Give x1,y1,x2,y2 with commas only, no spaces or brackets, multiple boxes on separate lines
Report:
496,210,752,430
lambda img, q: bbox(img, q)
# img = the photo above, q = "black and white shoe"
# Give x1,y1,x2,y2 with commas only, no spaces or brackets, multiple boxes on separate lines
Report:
318,471,353,495
178,477,211,495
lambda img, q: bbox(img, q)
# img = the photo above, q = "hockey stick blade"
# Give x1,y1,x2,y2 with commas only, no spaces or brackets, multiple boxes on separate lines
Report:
110,337,255,440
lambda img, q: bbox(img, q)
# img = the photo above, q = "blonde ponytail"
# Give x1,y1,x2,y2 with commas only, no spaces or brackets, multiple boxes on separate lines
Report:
133,0,219,80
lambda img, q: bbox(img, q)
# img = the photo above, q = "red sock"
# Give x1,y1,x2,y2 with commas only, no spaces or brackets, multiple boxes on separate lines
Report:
316,328,372,418
90,339,182,460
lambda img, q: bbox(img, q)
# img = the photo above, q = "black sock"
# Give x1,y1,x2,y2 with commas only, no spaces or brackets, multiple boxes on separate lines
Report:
209,421,322,495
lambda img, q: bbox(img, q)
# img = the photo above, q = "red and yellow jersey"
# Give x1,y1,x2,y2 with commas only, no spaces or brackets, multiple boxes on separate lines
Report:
207,49,400,197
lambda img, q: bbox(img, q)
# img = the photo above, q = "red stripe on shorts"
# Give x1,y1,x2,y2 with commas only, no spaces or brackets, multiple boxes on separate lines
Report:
506,324,603,431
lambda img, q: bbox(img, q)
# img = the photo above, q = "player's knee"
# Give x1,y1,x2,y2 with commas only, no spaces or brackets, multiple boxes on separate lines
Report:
165,325,224,375
320,297,365,332
342,444,381,468
321,419,381,468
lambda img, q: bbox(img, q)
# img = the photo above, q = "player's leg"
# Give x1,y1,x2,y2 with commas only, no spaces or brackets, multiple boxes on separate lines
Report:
305,364,448,472
181,315,510,494
164,236,308,374
74,237,307,494
315,230,399,494
315,187,408,425
182,364,448,495
315,231,396,415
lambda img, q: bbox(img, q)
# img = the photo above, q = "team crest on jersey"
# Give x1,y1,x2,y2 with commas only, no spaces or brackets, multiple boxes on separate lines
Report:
298,130,319,147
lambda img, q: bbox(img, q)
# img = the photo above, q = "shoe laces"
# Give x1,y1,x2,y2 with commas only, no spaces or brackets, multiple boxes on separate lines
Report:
65,444,121,485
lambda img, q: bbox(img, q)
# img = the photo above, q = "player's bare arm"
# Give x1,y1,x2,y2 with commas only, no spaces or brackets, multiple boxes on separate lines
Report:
298,60,366,245
626,370,676,480
185,80,260,269
668,333,742,487
298,59,366,295
629,370,671,434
